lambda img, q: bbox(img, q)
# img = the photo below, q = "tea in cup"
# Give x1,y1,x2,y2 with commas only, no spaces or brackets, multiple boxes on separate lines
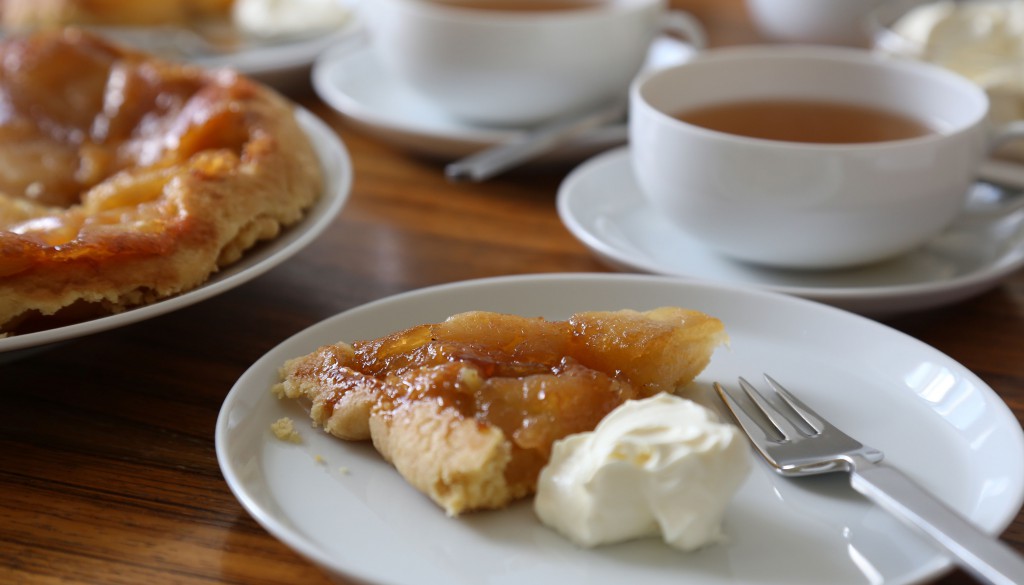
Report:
364,0,705,126
629,45,1023,269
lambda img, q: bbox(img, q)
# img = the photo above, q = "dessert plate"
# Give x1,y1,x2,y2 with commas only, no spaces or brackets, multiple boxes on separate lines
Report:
216,272,1024,585
0,108,353,360
0,9,361,89
195,25,360,87
558,147,1024,317
311,35,695,160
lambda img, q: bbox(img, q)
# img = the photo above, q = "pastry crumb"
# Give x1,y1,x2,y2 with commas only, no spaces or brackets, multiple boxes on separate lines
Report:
271,417,302,443
314,454,326,464
338,466,350,475
271,382,285,399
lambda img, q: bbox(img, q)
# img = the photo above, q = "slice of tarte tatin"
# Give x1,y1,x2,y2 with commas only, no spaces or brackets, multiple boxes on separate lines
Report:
273,307,727,516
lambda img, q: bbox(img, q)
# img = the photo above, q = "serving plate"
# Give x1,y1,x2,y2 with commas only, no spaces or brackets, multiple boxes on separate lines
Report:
193,25,361,87
0,108,352,359
216,273,1024,585
0,7,361,89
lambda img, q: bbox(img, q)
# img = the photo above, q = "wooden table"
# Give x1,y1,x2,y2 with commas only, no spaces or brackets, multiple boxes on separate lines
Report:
3,2,1023,583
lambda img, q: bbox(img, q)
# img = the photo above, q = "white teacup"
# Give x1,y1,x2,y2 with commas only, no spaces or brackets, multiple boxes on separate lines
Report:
629,45,1024,269
364,0,705,127
745,0,887,47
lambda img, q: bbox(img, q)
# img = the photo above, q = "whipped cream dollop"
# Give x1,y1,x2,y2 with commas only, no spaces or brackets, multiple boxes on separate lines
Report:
233,0,351,37
888,0,1024,156
534,393,750,551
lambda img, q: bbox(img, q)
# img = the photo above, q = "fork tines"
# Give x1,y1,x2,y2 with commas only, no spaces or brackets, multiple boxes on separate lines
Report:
743,374,824,438
714,374,883,476
715,374,822,442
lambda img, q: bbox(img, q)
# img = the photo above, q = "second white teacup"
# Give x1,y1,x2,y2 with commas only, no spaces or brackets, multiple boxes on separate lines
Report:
630,45,1022,270
364,0,705,127
745,0,887,47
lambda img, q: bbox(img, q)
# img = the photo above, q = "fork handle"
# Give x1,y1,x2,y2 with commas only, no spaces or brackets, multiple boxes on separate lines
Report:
849,455,1024,585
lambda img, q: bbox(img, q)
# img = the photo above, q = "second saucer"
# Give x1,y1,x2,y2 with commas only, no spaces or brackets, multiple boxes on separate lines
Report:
311,36,695,161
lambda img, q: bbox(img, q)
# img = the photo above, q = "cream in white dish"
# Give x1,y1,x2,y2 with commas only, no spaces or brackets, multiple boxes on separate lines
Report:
888,0,1024,156
534,392,750,551
233,0,351,37
890,0,1024,73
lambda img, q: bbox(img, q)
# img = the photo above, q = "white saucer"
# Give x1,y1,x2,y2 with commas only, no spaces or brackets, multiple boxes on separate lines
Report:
558,147,1024,317
311,35,696,160
0,108,353,360
216,273,1024,585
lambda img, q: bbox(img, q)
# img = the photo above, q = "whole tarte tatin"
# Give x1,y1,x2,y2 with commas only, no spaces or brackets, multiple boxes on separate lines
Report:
0,28,323,335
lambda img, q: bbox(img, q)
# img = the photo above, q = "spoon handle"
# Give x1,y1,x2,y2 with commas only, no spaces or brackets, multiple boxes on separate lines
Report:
445,101,626,183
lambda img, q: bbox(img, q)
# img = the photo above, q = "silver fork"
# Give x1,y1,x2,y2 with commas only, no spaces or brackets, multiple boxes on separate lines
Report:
714,374,1024,585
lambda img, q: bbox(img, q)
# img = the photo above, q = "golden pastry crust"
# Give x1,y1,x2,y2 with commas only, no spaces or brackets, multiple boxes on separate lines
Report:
0,29,322,334
274,308,727,515
370,400,516,514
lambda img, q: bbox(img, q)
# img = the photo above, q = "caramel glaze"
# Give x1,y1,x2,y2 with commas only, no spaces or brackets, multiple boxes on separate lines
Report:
0,29,249,207
303,312,678,488
0,28,322,333
0,29,253,255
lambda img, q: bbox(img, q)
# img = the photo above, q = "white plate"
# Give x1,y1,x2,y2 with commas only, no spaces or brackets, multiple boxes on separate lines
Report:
0,14,361,89
216,273,1024,585
558,147,1024,317
195,26,360,87
311,35,695,160
0,108,353,359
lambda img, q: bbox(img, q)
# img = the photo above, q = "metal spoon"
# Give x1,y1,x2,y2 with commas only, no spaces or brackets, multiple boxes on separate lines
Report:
444,100,627,182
